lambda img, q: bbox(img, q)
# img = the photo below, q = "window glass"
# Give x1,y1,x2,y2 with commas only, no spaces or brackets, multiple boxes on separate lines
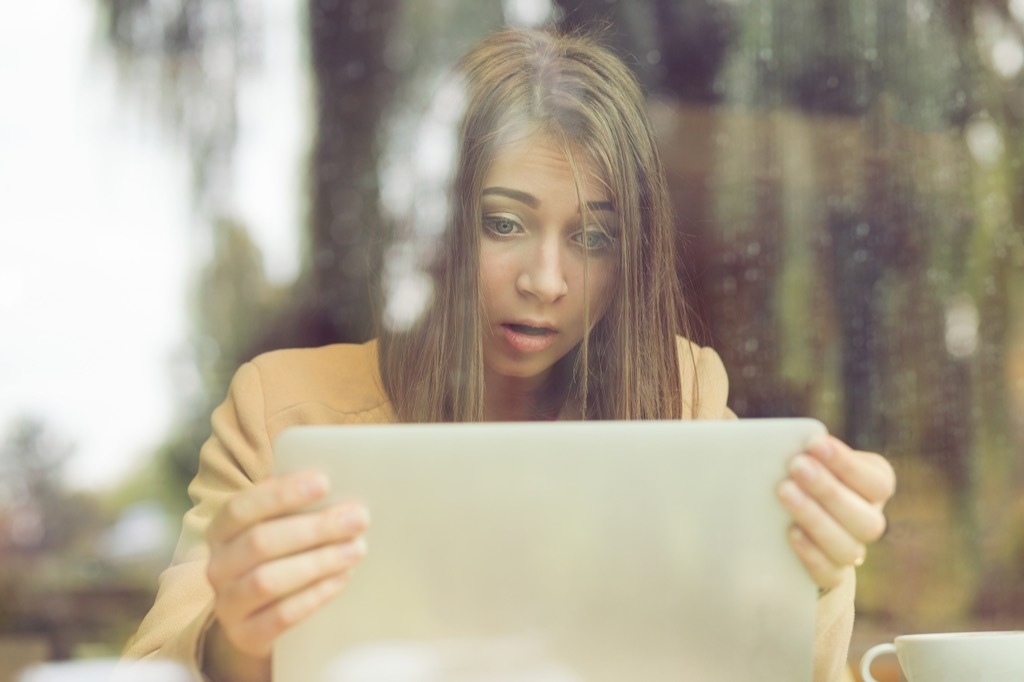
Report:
3,0,1021,670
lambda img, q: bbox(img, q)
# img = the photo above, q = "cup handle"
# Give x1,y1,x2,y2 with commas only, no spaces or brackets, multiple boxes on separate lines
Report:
860,643,898,682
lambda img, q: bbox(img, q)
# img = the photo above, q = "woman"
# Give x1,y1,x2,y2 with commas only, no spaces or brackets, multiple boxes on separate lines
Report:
122,28,895,682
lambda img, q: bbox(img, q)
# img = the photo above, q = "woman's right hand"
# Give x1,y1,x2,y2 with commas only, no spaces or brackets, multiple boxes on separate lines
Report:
203,472,369,680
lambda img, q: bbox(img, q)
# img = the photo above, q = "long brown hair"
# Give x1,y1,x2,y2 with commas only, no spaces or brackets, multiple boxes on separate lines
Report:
378,28,693,422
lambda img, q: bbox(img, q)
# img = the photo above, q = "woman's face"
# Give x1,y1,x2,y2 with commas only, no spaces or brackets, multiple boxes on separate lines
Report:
478,133,618,386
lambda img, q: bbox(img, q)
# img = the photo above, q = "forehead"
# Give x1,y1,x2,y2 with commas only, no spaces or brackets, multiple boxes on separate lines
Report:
482,133,609,200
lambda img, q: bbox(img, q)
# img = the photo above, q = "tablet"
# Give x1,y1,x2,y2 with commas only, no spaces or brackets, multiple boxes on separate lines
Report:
273,418,824,682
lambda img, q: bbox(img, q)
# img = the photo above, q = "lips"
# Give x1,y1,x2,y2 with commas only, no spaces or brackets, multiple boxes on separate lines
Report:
501,322,557,352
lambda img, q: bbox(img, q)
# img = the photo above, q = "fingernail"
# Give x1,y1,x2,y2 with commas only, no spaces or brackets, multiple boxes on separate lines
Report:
341,537,368,561
788,526,807,545
789,454,817,481
303,473,329,499
809,436,833,460
778,480,804,505
338,506,370,532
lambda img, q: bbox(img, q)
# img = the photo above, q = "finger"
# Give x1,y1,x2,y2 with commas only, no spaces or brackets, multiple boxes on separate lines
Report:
217,537,367,624
787,454,888,544
806,436,896,505
224,572,350,658
786,525,847,591
777,479,866,568
208,502,370,586
208,473,329,547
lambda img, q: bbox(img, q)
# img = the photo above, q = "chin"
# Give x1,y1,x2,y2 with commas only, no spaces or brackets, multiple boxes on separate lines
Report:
486,356,558,382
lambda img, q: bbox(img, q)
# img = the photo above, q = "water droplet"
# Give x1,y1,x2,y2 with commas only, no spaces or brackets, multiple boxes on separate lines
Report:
945,294,979,358
907,0,932,23
992,36,1024,79
966,117,1004,166
501,0,556,27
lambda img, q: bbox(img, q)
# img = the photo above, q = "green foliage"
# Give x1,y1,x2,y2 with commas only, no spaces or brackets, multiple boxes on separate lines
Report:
150,218,290,506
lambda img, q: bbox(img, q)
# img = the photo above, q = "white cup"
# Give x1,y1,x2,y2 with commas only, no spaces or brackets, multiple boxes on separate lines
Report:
860,631,1024,682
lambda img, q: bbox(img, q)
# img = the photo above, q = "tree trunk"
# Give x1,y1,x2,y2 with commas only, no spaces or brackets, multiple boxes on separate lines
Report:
305,0,401,343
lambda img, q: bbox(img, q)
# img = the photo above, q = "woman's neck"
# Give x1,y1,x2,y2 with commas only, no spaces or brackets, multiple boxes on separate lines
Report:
482,367,571,421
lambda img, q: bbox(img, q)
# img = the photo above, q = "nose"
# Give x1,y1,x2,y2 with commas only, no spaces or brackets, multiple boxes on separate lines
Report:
516,238,569,303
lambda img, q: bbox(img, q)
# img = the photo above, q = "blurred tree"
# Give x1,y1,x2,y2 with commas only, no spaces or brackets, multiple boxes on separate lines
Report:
95,0,269,497
303,0,400,344
94,0,404,493
0,419,116,657
0,418,78,552
97,0,250,204
192,219,288,394
97,0,405,350
149,218,288,512
555,0,738,102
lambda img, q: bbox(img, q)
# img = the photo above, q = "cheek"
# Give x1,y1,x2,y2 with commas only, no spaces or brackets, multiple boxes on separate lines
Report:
478,248,511,303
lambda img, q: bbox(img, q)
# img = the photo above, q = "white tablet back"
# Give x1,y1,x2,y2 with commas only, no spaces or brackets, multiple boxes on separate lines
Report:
273,419,824,682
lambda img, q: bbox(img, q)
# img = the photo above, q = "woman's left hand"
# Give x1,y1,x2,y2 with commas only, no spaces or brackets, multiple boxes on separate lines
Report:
777,435,896,591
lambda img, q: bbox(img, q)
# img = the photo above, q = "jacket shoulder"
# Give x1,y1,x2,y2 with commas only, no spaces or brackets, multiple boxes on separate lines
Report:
248,339,388,418
675,336,733,419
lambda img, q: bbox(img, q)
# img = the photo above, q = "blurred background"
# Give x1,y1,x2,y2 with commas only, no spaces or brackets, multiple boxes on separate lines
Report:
1,0,1022,680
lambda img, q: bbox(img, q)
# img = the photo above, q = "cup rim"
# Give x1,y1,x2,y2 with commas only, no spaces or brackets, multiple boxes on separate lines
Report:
895,631,1024,642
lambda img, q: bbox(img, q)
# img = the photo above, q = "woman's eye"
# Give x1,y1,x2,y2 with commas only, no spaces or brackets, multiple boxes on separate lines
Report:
575,228,615,250
483,216,520,236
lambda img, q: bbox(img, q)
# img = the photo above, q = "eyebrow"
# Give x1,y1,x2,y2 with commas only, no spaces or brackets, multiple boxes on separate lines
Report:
482,186,615,213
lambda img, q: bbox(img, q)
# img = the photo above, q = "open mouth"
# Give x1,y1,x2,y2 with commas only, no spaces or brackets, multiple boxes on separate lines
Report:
506,323,553,336
500,323,558,353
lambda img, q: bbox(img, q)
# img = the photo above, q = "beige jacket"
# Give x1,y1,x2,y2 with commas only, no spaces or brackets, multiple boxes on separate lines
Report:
122,339,855,681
